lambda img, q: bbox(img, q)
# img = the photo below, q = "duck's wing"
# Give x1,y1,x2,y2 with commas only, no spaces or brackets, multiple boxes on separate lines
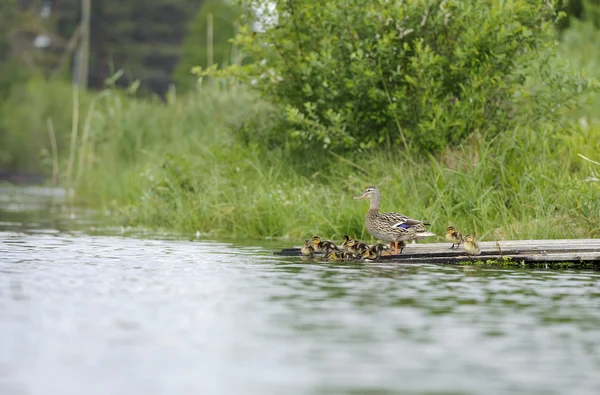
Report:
380,212,430,227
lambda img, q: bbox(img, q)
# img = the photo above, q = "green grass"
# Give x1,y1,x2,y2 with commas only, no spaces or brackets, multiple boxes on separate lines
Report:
2,24,600,244
105,117,600,243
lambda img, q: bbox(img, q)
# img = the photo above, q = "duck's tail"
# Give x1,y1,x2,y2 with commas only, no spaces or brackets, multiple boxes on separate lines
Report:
415,230,436,238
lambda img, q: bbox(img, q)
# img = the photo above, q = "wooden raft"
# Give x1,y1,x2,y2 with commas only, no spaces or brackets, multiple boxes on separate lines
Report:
274,239,600,268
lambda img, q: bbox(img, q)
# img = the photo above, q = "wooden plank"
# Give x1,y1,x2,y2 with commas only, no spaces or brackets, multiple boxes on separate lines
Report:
276,239,600,254
273,239,600,267
363,252,600,264
274,248,600,258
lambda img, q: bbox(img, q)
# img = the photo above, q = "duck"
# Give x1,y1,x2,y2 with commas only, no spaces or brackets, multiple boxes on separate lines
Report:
346,239,370,255
362,243,390,260
327,250,358,262
353,186,435,254
445,226,465,249
300,239,315,257
464,234,481,255
311,236,339,255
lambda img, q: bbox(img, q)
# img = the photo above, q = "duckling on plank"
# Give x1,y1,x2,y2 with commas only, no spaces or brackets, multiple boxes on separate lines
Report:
464,234,481,256
445,226,465,249
341,235,351,252
362,243,391,260
327,250,358,262
346,239,370,255
300,239,315,257
311,235,339,255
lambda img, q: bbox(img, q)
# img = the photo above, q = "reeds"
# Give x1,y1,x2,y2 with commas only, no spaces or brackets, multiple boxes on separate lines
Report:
108,118,600,241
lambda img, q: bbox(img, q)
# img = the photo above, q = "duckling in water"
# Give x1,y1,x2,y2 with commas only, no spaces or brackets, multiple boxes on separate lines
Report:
300,239,315,257
445,226,465,249
362,243,390,260
311,235,339,255
464,234,481,255
346,239,370,255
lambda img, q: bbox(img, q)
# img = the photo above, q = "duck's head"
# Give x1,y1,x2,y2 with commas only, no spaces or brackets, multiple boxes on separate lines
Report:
465,234,474,242
311,235,322,245
303,239,312,247
446,226,456,235
342,235,350,243
347,239,357,248
353,186,379,200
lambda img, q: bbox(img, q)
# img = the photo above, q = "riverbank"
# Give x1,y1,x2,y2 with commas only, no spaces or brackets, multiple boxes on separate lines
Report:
1,22,600,243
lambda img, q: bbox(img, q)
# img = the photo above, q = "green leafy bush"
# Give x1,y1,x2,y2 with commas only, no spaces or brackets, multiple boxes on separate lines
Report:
195,0,593,154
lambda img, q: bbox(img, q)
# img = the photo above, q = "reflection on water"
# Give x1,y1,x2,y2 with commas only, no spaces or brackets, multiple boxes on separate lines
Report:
1,186,600,395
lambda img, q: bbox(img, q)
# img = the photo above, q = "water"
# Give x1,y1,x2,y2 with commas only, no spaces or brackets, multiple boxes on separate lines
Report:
1,186,600,395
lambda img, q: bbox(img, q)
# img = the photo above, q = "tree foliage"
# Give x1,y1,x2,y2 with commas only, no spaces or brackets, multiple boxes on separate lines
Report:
174,0,243,90
56,0,202,94
195,0,595,154
0,0,45,99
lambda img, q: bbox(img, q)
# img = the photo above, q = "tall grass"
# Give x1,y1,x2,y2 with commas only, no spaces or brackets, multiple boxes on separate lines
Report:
114,120,600,242
0,78,90,173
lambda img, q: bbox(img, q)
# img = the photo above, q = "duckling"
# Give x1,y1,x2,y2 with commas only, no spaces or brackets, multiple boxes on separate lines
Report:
341,235,351,252
300,239,315,257
327,250,344,261
395,240,407,253
362,249,379,260
311,236,339,255
344,251,359,261
445,226,465,249
362,243,390,260
371,243,391,257
328,250,358,262
346,239,370,255
464,234,481,255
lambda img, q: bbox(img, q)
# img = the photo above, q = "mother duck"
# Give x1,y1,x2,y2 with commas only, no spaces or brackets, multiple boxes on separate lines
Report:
353,186,435,254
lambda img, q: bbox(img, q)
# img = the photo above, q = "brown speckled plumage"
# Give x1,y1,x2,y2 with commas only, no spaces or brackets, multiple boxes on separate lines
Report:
353,186,435,254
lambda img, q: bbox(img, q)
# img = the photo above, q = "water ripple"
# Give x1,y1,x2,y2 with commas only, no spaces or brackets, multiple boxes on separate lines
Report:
1,231,600,395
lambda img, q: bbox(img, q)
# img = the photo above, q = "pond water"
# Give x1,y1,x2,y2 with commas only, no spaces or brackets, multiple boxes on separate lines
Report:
1,186,600,395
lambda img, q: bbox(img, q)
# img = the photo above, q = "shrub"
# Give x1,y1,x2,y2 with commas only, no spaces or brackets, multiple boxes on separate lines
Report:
195,0,594,154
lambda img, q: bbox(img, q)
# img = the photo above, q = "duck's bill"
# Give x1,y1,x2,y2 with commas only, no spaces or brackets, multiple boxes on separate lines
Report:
353,194,366,200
